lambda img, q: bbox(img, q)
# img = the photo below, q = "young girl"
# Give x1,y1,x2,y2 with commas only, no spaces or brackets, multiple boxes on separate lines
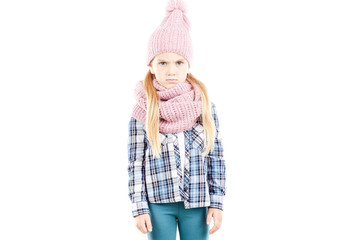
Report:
127,0,226,239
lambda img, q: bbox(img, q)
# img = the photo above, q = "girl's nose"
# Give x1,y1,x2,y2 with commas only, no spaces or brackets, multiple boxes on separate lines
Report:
167,63,177,73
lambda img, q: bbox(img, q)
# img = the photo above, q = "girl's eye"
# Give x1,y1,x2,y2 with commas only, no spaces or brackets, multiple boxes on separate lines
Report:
177,61,183,65
159,62,166,65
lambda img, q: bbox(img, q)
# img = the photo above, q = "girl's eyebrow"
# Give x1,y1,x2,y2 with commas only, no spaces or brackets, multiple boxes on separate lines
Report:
157,59,185,62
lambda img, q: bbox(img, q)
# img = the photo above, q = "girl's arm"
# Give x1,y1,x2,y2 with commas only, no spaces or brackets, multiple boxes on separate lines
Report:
206,102,227,210
127,117,149,218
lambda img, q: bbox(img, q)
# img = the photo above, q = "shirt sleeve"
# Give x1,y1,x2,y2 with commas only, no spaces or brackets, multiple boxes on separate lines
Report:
206,102,227,210
127,117,149,218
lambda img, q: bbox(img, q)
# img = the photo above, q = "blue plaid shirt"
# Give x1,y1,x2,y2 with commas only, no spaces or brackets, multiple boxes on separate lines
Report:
127,102,226,218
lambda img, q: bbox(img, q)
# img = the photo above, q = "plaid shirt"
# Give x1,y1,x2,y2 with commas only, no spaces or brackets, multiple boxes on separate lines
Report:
127,102,226,218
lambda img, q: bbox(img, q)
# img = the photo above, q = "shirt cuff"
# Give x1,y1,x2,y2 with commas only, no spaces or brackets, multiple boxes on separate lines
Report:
132,201,149,218
209,195,224,211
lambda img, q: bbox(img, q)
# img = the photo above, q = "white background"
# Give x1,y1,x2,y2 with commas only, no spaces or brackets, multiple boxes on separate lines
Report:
1,0,360,239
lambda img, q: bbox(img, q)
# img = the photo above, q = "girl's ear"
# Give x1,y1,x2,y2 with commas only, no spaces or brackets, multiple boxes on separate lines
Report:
149,65,154,74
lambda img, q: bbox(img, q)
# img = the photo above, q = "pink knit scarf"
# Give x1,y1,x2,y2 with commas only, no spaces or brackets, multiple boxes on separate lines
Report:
131,78,202,133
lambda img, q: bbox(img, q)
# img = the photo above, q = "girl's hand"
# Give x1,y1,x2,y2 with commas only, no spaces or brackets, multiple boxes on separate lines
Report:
206,208,223,235
134,214,152,234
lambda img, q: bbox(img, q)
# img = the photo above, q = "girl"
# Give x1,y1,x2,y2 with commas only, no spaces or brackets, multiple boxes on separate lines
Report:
127,0,226,239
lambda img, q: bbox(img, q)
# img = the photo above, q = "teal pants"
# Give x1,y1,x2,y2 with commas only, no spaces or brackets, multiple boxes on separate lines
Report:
147,201,209,240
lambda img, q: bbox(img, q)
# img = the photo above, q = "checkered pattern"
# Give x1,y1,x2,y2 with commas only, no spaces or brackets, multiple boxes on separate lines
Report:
128,102,226,218
173,135,186,201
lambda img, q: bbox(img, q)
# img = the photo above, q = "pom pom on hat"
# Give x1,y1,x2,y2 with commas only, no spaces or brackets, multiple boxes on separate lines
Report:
146,0,193,67
166,0,187,14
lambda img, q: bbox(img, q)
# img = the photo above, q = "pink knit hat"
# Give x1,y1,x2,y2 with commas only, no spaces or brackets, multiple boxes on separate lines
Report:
146,0,193,68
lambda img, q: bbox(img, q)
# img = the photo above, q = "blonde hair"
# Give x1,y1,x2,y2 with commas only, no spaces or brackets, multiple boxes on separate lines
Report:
143,70,216,158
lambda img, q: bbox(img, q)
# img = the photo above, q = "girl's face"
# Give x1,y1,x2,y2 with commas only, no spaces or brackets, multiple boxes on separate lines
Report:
149,52,190,89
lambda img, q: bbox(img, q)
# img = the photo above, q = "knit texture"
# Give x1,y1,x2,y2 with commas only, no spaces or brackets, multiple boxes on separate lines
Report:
131,79,201,133
146,0,193,67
